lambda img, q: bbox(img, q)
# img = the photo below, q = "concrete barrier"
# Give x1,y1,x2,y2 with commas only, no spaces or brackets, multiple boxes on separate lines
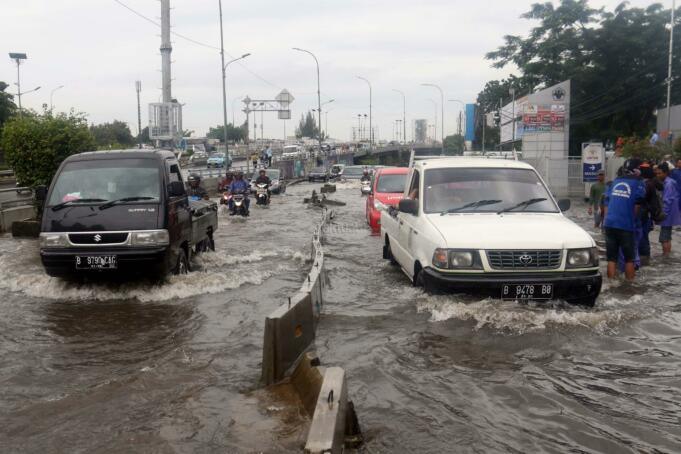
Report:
304,367,348,454
261,210,330,385
0,206,35,233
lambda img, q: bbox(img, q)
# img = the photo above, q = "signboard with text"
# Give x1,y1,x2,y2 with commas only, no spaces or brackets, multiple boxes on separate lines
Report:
582,142,604,182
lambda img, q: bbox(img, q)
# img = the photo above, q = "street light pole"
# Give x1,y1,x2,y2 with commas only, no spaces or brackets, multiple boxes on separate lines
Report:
357,76,373,147
427,98,438,145
293,47,323,163
509,87,516,146
50,85,64,111
219,0,250,161
134,81,141,148
422,83,445,155
392,89,406,143
448,99,466,151
666,0,676,141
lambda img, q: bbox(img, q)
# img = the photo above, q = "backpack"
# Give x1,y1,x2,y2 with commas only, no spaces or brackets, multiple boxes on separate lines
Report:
649,187,666,223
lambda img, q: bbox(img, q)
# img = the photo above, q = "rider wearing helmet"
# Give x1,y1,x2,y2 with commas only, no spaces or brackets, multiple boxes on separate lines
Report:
227,171,251,214
187,173,209,200
360,168,371,183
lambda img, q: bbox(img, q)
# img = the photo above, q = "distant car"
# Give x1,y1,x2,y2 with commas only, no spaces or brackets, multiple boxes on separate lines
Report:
250,168,286,194
366,167,409,233
207,153,228,168
339,165,367,180
308,167,329,182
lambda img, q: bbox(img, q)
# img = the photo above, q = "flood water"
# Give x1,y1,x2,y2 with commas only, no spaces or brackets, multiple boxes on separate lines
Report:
1,181,681,453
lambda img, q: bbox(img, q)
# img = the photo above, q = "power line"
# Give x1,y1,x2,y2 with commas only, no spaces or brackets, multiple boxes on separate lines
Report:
111,0,281,90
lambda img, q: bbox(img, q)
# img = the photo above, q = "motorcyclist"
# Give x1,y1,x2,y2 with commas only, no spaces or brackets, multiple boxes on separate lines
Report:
360,168,371,183
227,171,250,215
187,173,209,200
254,169,272,202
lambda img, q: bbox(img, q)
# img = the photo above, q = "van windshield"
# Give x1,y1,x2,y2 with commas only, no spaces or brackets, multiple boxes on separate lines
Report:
423,168,557,214
48,158,161,206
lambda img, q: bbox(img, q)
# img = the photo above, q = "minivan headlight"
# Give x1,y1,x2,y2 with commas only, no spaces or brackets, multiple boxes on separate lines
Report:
131,230,169,246
39,232,69,248
567,247,598,268
432,249,482,269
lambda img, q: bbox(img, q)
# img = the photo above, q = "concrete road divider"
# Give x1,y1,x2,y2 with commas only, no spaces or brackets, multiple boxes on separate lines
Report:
304,367,347,454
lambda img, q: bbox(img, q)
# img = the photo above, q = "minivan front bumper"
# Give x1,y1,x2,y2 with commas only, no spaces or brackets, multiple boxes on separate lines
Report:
40,246,171,277
422,268,602,304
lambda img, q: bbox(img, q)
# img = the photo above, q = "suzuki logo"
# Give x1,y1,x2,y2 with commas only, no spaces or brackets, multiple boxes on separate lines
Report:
93,234,102,242
519,254,533,264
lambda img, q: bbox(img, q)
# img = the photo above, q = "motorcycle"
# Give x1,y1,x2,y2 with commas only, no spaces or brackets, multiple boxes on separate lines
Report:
255,183,270,206
228,192,249,217
360,179,372,196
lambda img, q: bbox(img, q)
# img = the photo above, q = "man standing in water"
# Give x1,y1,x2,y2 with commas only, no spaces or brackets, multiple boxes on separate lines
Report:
602,169,646,280
655,163,681,256
588,170,606,228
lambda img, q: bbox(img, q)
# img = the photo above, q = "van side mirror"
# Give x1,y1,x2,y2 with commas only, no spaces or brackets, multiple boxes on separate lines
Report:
557,199,571,212
168,181,186,197
34,185,48,201
399,199,419,215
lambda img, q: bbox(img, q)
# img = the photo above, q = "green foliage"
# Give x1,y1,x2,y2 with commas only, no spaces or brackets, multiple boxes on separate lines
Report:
0,81,17,132
207,122,247,142
444,134,465,155
483,1,681,155
1,110,95,187
619,136,670,161
89,120,135,149
295,111,323,140
137,126,151,145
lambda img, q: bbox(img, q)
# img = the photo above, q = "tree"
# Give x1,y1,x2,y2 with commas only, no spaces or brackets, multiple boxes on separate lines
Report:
207,122,247,142
89,120,135,149
483,1,681,155
0,81,17,131
444,134,465,155
1,110,96,187
295,111,322,139
137,126,151,145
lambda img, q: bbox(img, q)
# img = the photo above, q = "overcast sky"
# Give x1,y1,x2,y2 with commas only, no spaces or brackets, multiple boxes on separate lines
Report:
1,0,660,141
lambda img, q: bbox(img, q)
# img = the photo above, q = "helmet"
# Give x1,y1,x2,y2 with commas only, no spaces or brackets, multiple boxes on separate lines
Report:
259,169,266,174
188,173,201,183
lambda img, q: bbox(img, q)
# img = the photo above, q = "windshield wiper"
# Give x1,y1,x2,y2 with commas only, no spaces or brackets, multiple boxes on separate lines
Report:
496,197,547,215
99,196,156,210
51,198,107,211
441,199,502,215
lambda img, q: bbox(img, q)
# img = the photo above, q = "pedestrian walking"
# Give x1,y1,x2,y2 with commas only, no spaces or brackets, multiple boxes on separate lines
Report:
650,129,659,145
588,170,606,228
603,169,646,280
637,163,663,266
655,163,681,256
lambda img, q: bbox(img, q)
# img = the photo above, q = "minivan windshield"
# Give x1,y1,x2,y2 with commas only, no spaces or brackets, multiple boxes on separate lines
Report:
342,166,365,176
48,158,161,206
376,173,407,193
423,168,557,214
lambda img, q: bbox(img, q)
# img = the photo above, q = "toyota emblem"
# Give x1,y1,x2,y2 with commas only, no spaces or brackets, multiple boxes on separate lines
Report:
94,234,102,242
519,254,533,264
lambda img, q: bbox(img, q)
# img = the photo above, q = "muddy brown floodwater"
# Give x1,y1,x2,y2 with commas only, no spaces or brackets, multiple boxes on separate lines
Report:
1,180,680,453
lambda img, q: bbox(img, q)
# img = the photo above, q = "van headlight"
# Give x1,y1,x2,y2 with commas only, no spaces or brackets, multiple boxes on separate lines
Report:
567,247,598,268
131,230,169,246
432,248,482,270
39,232,69,248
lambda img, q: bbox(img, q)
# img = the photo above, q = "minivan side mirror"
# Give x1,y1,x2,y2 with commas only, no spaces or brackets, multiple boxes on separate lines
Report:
168,181,186,197
399,198,419,215
557,199,571,212
34,185,48,201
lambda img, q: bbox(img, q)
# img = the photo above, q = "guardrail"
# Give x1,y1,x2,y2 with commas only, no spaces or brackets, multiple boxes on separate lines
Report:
0,186,33,210
0,169,15,178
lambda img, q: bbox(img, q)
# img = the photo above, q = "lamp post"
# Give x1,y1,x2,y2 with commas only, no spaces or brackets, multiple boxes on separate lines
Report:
357,76,373,146
448,99,467,151
427,98,438,145
312,99,334,139
50,85,64,111
219,0,250,160
9,52,28,116
666,0,676,142
293,47,323,162
392,89,407,143
422,83,445,154
509,87,516,145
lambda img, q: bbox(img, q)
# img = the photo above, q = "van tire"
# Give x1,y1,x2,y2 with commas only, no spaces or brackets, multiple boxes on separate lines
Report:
384,239,398,266
174,248,189,275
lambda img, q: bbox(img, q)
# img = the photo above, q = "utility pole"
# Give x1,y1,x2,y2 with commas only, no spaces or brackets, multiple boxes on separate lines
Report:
9,53,27,117
422,83,445,155
357,76,373,147
481,108,486,153
160,0,172,103
393,89,407,143
135,81,142,148
667,0,676,141
510,87,516,146
292,47,322,163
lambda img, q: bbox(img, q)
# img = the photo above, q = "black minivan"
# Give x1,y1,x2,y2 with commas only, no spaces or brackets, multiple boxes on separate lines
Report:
39,149,216,277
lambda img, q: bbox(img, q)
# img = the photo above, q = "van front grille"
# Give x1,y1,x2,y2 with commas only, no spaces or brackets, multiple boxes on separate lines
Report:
486,250,562,270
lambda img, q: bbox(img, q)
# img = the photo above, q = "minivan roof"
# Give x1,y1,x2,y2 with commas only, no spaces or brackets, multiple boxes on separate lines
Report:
414,157,533,171
64,149,176,162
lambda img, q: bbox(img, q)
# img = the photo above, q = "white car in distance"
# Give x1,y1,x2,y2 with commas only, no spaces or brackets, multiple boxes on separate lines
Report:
380,157,601,306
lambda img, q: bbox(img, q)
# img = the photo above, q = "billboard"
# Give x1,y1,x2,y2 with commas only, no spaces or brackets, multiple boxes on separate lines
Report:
581,142,604,182
465,104,476,141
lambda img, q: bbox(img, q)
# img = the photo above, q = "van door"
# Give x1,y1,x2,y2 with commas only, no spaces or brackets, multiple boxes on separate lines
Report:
165,159,191,262
394,170,420,274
